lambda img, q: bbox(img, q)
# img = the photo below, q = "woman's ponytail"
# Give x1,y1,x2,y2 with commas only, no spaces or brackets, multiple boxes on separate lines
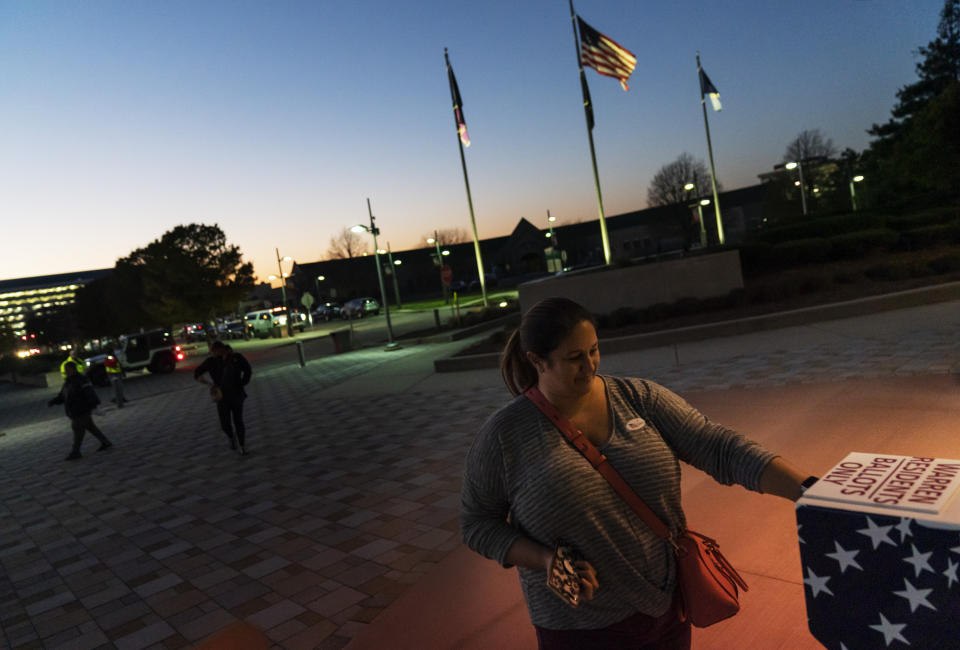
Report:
500,328,537,396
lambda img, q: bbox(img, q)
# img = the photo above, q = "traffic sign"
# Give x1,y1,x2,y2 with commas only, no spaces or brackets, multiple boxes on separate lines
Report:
441,265,453,286
301,293,315,308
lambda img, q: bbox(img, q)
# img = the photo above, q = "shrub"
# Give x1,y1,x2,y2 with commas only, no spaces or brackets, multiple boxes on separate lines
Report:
799,276,830,294
771,238,832,267
608,307,639,328
738,243,778,275
725,288,747,307
827,228,899,260
642,303,671,322
929,254,960,274
864,263,912,281
834,270,860,284
756,212,885,244
899,222,960,250
887,207,958,231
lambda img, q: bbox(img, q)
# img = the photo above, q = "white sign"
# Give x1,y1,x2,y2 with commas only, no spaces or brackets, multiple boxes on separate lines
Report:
803,452,960,515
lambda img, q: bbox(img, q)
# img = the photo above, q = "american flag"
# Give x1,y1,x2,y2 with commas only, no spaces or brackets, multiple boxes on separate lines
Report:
577,16,636,92
796,506,960,648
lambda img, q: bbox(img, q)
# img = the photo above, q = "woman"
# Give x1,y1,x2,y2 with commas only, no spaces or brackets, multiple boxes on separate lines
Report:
460,297,813,648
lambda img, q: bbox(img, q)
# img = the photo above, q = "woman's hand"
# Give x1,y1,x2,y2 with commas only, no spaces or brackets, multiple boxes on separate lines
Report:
574,560,600,601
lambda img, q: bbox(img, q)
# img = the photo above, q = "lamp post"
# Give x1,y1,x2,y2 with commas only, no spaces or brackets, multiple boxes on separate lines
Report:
274,249,294,336
785,161,808,216
426,232,449,304
385,243,402,309
849,175,864,212
351,198,396,347
314,275,325,303
684,183,708,247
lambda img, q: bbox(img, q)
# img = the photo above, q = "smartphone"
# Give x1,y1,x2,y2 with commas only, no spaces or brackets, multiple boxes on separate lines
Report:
547,541,583,608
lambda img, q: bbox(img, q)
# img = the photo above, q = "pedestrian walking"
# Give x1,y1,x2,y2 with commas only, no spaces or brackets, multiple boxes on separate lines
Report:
48,361,112,460
194,341,252,455
59,346,86,378
104,353,127,407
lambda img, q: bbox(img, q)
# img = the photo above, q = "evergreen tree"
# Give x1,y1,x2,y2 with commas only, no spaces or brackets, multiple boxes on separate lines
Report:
869,0,959,141
865,0,960,204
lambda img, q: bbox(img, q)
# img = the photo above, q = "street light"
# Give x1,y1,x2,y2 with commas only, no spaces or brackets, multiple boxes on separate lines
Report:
426,232,450,304
274,250,294,336
314,274,326,304
850,175,865,212
785,161,808,216
685,184,707,247
351,198,396,348
386,242,402,309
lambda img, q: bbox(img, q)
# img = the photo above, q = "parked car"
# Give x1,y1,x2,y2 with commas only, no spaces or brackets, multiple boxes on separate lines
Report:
183,323,208,342
84,329,183,386
313,302,341,321
288,311,308,331
244,308,283,338
469,274,499,292
341,297,380,319
217,320,245,339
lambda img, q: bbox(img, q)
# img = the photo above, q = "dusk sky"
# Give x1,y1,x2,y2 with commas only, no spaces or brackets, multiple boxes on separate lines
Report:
1,0,944,285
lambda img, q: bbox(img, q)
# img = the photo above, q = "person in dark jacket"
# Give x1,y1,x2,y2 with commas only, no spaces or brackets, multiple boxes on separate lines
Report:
194,341,253,455
48,361,112,460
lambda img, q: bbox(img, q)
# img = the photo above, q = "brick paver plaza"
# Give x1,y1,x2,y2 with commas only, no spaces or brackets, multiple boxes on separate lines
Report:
2,300,958,649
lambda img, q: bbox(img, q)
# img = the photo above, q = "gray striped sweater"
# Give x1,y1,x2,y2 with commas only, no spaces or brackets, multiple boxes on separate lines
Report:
460,376,776,630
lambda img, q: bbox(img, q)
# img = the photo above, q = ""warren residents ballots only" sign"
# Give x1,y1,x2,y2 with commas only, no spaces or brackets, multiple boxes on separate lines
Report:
802,452,960,515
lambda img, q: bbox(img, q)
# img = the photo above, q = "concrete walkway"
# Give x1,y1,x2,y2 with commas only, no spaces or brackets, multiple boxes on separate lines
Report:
1,301,958,649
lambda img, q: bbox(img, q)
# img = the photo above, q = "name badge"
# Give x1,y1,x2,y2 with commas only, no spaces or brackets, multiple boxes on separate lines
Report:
626,417,646,431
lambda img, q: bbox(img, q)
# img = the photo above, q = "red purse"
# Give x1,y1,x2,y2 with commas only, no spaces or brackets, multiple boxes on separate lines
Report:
525,386,748,627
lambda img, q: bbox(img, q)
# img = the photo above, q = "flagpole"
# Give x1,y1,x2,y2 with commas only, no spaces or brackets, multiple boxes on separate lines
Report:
569,0,611,265
697,52,725,245
445,49,488,308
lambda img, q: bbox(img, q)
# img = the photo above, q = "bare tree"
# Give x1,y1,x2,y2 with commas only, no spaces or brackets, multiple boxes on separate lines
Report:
326,227,368,259
647,153,714,206
422,228,470,246
783,128,836,163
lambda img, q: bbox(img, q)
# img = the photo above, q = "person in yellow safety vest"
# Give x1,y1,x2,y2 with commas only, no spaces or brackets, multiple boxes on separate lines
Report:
103,353,127,408
60,347,86,378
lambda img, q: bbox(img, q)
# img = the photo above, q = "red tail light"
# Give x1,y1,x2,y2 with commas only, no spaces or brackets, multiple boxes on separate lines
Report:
175,345,181,352
176,353,184,361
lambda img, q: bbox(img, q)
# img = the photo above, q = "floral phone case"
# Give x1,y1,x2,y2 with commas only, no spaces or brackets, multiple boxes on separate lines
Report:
547,540,583,607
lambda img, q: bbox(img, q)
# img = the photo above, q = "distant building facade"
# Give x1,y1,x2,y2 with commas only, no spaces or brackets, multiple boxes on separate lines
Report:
290,184,768,304
0,269,112,337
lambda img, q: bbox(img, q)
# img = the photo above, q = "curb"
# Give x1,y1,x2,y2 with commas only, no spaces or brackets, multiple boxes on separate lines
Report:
434,281,960,373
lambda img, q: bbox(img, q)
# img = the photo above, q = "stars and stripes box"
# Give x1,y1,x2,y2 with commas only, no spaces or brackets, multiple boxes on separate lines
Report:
796,453,960,649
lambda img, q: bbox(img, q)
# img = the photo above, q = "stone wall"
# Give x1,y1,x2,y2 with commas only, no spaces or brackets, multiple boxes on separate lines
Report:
518,250,743,315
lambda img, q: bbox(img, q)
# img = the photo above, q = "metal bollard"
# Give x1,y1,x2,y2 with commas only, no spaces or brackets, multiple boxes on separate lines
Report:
433,308,441,330
296,340,306,367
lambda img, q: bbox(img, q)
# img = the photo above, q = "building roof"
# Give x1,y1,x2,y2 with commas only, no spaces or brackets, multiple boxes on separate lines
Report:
0,269,113,293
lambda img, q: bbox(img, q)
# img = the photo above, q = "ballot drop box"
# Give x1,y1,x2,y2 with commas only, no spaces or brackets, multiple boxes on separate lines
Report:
796,453,960,649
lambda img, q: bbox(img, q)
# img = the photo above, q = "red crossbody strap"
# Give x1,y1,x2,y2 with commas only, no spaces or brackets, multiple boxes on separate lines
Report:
524,386,673,542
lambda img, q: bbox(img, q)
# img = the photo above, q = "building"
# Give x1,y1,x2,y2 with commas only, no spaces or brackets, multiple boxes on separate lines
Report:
289,184,768,304
0,269,112,338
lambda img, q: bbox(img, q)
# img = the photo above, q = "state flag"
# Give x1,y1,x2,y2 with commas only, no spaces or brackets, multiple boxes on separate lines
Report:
699,67,722,111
